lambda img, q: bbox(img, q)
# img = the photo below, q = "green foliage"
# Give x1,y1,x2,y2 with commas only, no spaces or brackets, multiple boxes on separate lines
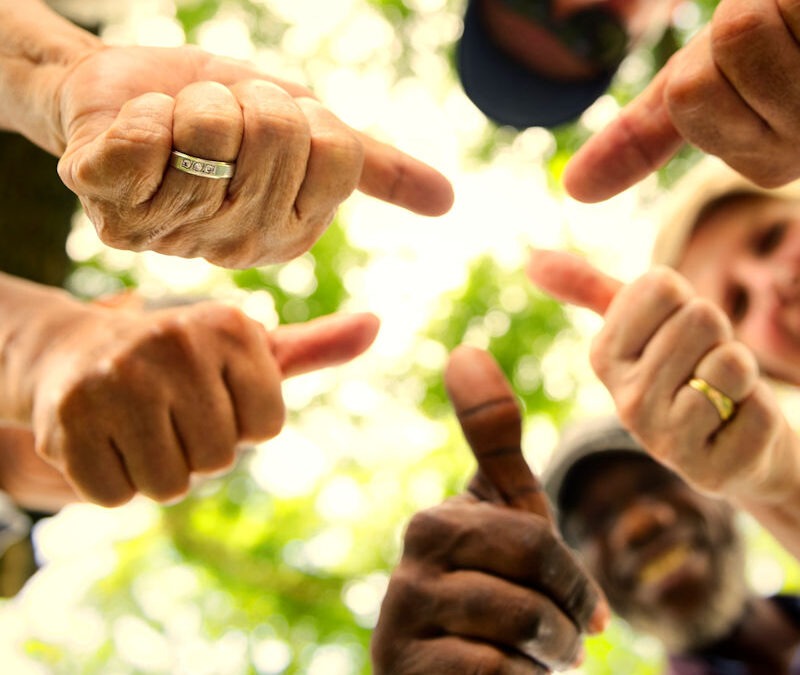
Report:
176,0,223,40
231,219,367,323
19,3,800,675
364,0,413,22
421,255,576,420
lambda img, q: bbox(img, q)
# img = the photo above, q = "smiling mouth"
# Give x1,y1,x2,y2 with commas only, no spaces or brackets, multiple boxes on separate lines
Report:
638,542,692,586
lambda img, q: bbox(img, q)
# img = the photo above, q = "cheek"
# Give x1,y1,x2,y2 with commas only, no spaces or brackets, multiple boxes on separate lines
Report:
737,315,800,382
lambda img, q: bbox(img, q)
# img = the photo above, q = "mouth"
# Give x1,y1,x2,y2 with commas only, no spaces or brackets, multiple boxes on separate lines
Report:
637,541,693,587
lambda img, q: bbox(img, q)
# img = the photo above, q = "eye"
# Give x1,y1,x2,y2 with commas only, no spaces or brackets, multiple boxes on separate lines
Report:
753,221,787,256
729,285,749,323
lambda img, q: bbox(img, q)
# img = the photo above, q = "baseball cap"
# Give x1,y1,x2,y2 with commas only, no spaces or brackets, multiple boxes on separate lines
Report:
456,0,616,129
543,416,645,528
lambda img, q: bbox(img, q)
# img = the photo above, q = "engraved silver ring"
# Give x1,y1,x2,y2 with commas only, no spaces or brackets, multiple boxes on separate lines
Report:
169,150,236,180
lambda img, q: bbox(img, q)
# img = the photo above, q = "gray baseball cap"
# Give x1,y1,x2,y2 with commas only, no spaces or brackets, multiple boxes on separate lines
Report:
543,416,646,527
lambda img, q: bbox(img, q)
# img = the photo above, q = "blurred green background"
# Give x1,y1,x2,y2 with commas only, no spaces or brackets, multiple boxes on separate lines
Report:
4,0,799,673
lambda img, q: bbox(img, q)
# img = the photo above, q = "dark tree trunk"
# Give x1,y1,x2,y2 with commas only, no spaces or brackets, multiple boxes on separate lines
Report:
0,131,77,287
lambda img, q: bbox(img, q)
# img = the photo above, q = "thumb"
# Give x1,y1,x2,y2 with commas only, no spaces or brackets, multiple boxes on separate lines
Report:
444,345,553,519
270,312,380,379
563,64,684,203
526,248,622,316
357,133,455,217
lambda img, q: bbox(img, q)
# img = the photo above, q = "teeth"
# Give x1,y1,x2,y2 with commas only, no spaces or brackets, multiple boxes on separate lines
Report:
639,543,690,585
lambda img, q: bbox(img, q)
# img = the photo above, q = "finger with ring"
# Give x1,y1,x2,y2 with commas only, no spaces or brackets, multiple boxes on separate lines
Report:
686,341,758,423
169,150,235,179
688,377,736,422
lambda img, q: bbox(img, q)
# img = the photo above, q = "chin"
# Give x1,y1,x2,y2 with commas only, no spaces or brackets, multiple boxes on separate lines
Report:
610,534,749,653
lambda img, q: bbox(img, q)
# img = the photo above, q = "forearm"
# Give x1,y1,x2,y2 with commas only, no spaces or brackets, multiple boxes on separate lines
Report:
732,423,800,562
0,0,101,154
0,272,96,423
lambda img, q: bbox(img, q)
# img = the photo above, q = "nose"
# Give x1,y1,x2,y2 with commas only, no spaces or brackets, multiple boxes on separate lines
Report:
738,258,800,305
606,498,676,553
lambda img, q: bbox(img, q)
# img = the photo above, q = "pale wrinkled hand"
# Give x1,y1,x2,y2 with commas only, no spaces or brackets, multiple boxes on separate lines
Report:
526,249,800,504
565,0,800,202
30,303,379,506
56,45,454,267
371,346,608,675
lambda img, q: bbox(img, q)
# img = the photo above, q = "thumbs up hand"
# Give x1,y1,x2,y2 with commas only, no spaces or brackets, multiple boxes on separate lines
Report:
371,346,609,675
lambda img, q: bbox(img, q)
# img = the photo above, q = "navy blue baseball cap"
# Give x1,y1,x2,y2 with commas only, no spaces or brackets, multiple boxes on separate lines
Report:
456,0,617,129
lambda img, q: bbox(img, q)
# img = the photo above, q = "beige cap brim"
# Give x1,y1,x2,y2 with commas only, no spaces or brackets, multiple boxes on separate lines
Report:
652,157,800,268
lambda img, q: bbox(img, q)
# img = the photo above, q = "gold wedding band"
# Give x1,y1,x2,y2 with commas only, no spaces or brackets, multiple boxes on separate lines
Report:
169,150,236,179
688,377,736,423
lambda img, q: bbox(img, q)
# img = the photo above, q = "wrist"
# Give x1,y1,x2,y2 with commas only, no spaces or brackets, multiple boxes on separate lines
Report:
0,0,102,154
730,421,800,507
0,275,100,423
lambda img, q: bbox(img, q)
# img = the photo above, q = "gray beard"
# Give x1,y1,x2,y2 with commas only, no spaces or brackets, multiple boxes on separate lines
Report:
612,531,750,654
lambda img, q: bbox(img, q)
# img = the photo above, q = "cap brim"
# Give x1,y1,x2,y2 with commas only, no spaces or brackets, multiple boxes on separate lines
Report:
543,416,644,516
457,0,614,129
653,157,800,268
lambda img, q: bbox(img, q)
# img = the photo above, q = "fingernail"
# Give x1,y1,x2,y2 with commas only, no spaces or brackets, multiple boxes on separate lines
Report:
589,602,611,634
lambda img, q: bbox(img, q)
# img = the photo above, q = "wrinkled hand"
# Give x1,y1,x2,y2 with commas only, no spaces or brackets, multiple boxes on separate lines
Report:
371,346,608,675
55,45,454,267
565,0,800,202
526,249,800,504
29,303,379,507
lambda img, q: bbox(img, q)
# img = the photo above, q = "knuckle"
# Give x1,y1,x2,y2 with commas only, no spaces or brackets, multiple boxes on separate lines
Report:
193,446,237,474
206,303,252,335
93,487,136,508
106,121,171,152
263,109,310,145
147,476,190,504
643,266,692,306
711,7,769,53
312,125,365,178
519,519,557,554
243,83,310,142
663,62,707,113
404,506,465,557
147,315,199,359
469,651,506,675
684,297,729,340
712,342,757,383
255,401,286,441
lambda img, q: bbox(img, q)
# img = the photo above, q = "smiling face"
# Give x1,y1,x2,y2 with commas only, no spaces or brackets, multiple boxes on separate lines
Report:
563,454,748,651
677,194,800,385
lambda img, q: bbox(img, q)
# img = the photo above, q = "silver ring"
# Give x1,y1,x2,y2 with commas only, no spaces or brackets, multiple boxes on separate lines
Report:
169,150,235,180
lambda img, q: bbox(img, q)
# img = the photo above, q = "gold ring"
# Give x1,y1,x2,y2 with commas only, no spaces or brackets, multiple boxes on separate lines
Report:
688,377,736,422
169,150,235,179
